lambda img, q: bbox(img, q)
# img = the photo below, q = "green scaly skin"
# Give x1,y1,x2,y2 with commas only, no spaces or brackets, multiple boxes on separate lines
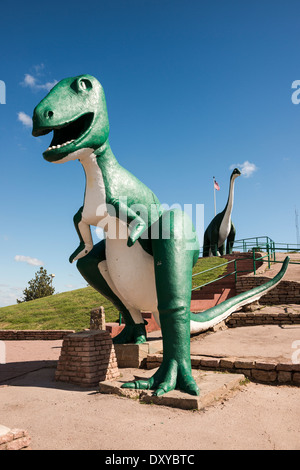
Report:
32,75,289,396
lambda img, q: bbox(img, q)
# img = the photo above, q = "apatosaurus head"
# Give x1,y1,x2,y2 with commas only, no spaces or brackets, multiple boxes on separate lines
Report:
32,74,109,163
230,167,241,181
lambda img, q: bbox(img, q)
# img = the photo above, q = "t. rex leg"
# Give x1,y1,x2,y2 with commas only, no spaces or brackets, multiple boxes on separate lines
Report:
76,240,146,344
226,223,236,254
122,209,200,396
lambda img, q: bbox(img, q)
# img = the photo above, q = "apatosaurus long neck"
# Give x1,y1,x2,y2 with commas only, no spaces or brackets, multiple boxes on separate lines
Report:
223,175,236,220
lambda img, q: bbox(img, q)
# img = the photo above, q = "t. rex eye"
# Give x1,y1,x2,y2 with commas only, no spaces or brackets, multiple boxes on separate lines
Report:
79,78,92,91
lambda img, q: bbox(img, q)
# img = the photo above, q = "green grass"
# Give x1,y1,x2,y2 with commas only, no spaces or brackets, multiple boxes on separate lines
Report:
0,286,119,331
192,257,227,289
0,257,228,331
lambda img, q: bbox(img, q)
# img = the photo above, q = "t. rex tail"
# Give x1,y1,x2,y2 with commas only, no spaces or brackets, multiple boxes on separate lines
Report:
189,256,290,334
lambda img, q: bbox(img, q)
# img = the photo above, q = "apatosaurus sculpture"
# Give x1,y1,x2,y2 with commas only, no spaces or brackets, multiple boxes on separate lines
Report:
203,168,241,257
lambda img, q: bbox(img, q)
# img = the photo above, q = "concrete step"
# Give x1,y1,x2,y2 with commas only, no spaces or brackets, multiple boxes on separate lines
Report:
191,288,235,312
192,290,219,300
193,292,218,300
195,283,235,293
192,289,235,299
190,299,218,311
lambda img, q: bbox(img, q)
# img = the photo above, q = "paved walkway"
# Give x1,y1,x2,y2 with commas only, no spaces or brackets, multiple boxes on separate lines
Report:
0,340,62,383
260,252,300,281
190,323,300,363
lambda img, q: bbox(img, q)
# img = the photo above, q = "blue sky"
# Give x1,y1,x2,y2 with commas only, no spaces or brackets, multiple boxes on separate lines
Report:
0,0,300,307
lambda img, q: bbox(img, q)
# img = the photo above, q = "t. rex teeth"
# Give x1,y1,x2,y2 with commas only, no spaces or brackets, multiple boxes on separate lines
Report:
47,139,75,151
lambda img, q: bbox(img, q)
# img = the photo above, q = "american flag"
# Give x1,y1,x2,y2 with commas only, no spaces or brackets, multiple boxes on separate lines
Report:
213,178,220,191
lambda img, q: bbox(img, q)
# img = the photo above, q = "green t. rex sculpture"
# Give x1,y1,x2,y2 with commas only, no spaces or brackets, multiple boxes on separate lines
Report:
32,75,289,396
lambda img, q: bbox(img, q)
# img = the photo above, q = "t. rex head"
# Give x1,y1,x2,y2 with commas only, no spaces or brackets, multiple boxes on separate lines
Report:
32,74,109,163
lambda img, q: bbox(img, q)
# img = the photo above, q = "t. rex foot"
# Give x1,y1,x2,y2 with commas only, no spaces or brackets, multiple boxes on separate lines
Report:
121,359,199,396
113,322,147,345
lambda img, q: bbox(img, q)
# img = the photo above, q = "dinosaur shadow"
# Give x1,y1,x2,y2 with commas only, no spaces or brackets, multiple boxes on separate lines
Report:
0,361,96,393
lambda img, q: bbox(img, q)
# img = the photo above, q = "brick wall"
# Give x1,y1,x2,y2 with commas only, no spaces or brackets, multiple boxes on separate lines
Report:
223,251,264,275
55,330,119,387
0,330,75,340
226,311,300,327
0,428,31,450
146,353,300,386
236,275,300,304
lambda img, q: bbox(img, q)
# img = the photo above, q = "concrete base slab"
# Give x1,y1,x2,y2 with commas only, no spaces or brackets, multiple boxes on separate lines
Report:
114,338,163,368
0,425,11,437
99,367,245,410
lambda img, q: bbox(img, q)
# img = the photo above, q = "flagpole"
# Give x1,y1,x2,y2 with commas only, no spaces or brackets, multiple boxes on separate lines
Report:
213,176,216,216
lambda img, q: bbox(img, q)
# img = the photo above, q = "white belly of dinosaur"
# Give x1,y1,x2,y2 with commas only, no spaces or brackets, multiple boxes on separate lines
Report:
105,234,158,313
218,214,231,247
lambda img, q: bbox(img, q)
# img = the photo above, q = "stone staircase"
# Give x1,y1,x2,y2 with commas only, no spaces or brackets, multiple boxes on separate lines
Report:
190,252,263,312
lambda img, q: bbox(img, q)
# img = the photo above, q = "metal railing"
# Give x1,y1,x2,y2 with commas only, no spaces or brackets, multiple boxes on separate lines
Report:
234,236,300,273
192,258,238,291
233,236,276,253
234,236,300,254
194,236,300,292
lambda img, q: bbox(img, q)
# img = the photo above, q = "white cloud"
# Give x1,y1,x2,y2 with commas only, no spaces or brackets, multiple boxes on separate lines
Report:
230,160,258,178
39,80,58,92
33,63,45,74
0,284,24,307
14,255,44,266
17,111,32,127
21,73,57,92
23,73,37,87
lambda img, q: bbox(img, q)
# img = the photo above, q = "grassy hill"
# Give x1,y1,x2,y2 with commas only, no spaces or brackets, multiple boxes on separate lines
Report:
0,257,227,331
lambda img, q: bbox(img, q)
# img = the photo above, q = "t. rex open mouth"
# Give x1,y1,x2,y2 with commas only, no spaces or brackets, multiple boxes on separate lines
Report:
45,112,94,152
